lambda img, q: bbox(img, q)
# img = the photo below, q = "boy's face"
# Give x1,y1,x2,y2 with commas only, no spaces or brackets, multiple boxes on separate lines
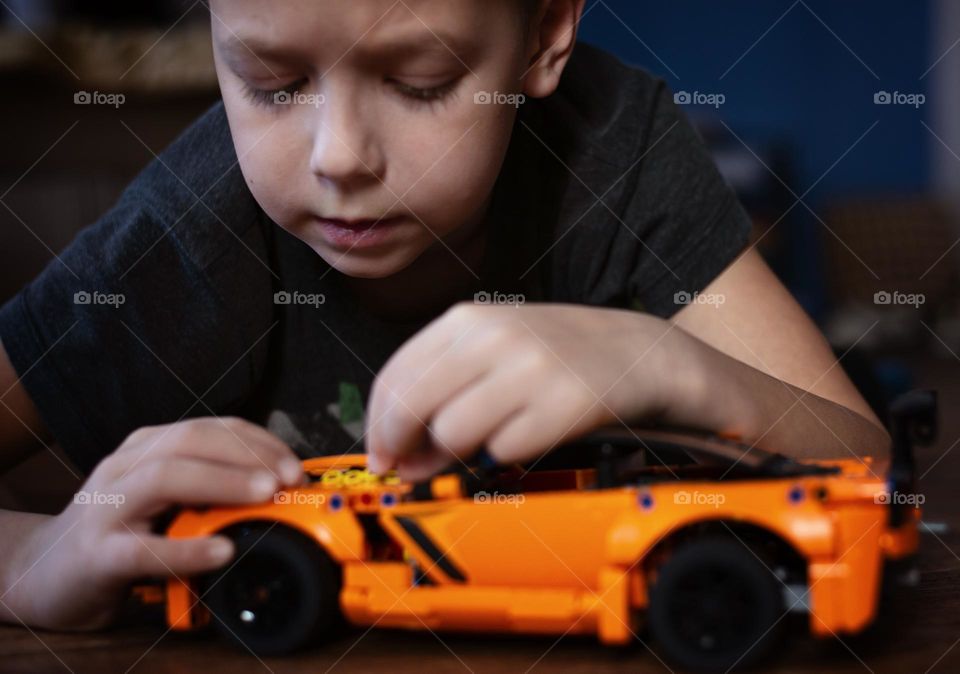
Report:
210,0,534,279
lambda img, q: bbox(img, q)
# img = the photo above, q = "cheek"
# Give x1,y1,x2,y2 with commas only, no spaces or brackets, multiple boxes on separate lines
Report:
388,103,516,231
226,104,307,224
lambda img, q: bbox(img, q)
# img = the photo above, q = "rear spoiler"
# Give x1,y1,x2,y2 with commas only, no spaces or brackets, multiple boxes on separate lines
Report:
887,390,937,527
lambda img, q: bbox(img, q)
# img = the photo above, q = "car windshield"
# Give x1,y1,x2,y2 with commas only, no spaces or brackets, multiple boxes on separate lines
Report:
518,427,838,483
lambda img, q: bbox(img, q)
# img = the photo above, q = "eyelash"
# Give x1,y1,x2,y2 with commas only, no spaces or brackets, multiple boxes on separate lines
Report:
242,79,306,108
241,78,458,108
389,78,458,105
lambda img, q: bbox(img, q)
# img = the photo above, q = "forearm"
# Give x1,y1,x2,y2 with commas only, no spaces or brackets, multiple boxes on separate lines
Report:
659,325,891,459
0,509,55,624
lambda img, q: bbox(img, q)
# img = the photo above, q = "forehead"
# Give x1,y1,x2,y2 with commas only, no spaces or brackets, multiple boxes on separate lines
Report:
210,0,500,61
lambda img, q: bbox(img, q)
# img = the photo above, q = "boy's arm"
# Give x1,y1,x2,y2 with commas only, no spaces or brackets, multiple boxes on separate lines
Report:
0,342,66,627
669,247,890,457
0,337,308,631
0,339,50,472
366,250,890,479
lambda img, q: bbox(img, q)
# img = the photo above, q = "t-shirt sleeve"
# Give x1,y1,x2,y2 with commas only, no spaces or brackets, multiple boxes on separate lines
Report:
557,71,751,318
0,107,274,475
614,80,753,317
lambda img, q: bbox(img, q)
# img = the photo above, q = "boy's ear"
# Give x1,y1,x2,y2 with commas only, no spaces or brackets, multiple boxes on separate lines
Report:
522,0,587,99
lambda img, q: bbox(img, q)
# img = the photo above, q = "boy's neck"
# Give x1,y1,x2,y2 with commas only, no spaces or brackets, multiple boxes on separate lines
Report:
340,214,488,324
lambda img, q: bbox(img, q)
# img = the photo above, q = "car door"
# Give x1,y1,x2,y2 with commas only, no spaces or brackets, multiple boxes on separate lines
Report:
384,473,637,589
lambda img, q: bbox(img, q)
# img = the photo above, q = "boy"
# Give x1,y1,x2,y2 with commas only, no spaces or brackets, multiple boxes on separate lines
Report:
0,0,887,633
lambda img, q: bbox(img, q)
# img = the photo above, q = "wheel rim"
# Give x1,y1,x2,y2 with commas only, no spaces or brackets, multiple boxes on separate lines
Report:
666,563,761,654
219,550,304,637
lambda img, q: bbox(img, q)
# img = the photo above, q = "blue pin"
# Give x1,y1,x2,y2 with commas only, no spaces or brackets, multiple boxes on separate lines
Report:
638,491,655,510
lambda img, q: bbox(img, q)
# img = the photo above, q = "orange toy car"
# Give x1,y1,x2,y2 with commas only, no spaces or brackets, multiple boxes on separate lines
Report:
160,391,935,671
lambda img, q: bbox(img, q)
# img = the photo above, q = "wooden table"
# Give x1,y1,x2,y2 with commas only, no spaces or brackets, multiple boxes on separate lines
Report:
2,363,959,673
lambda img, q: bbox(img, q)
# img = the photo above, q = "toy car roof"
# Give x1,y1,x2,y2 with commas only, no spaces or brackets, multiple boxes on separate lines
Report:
520,427,840,479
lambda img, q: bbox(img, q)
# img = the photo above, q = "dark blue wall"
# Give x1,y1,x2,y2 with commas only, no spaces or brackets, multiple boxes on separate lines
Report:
578,0,932,204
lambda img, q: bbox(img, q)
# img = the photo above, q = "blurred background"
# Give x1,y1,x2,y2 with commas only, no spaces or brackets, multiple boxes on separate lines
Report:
1,1,957,510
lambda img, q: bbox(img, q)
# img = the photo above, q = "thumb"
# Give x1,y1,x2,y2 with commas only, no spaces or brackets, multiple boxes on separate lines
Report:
114,534,235,579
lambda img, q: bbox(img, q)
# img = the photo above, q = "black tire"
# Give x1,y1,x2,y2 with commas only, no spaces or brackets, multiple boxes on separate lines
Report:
201,525,342,656
648,537,785,671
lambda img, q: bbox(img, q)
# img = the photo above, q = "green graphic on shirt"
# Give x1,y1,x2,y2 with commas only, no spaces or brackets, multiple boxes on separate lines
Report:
629,296,647,313
338,381,364,425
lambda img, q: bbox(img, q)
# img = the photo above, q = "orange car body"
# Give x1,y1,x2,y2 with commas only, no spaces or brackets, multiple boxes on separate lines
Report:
163,430,919,646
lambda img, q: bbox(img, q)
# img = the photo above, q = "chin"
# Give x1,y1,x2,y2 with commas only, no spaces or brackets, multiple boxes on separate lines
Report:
309,243,421,280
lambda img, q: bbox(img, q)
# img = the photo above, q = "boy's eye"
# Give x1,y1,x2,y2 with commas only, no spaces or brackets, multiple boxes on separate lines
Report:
240,76,459,109
388,77,458,104
242,78,308,108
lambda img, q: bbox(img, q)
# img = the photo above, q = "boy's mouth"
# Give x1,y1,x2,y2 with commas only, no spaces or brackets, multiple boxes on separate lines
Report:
310,214,407,249
316,216,403,230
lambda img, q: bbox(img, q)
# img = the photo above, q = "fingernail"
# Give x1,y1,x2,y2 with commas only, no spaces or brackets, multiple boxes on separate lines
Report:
249,472,276,499
279,458,303,484
368,453,391,475
208,538,234,562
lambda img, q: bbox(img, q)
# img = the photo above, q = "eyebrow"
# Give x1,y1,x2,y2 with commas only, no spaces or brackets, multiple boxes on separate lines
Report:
370,29,477,61
219,28,477,69
220,35,306,64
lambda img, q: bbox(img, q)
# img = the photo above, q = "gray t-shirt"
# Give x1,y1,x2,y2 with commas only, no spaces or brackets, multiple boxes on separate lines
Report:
0,42,751,474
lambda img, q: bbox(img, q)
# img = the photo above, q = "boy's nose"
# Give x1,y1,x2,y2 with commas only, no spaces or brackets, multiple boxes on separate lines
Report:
309,97,385,187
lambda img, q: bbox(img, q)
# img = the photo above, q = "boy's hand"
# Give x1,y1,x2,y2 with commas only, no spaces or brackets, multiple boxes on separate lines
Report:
366,302,690,480
2,417,304,631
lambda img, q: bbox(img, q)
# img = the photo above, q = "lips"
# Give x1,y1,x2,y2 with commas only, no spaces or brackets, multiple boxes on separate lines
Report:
317,216,402,230
310,214,407,249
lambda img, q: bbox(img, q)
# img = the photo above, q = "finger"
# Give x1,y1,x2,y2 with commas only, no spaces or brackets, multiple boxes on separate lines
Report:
487,391,606,465
367,354,482,468
114,457,281,520
428,367,532,461
164,420,302,485
115,419,303,486
109,532,236,579
209,417,295,459
367,315,495,467
392,444,460,483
